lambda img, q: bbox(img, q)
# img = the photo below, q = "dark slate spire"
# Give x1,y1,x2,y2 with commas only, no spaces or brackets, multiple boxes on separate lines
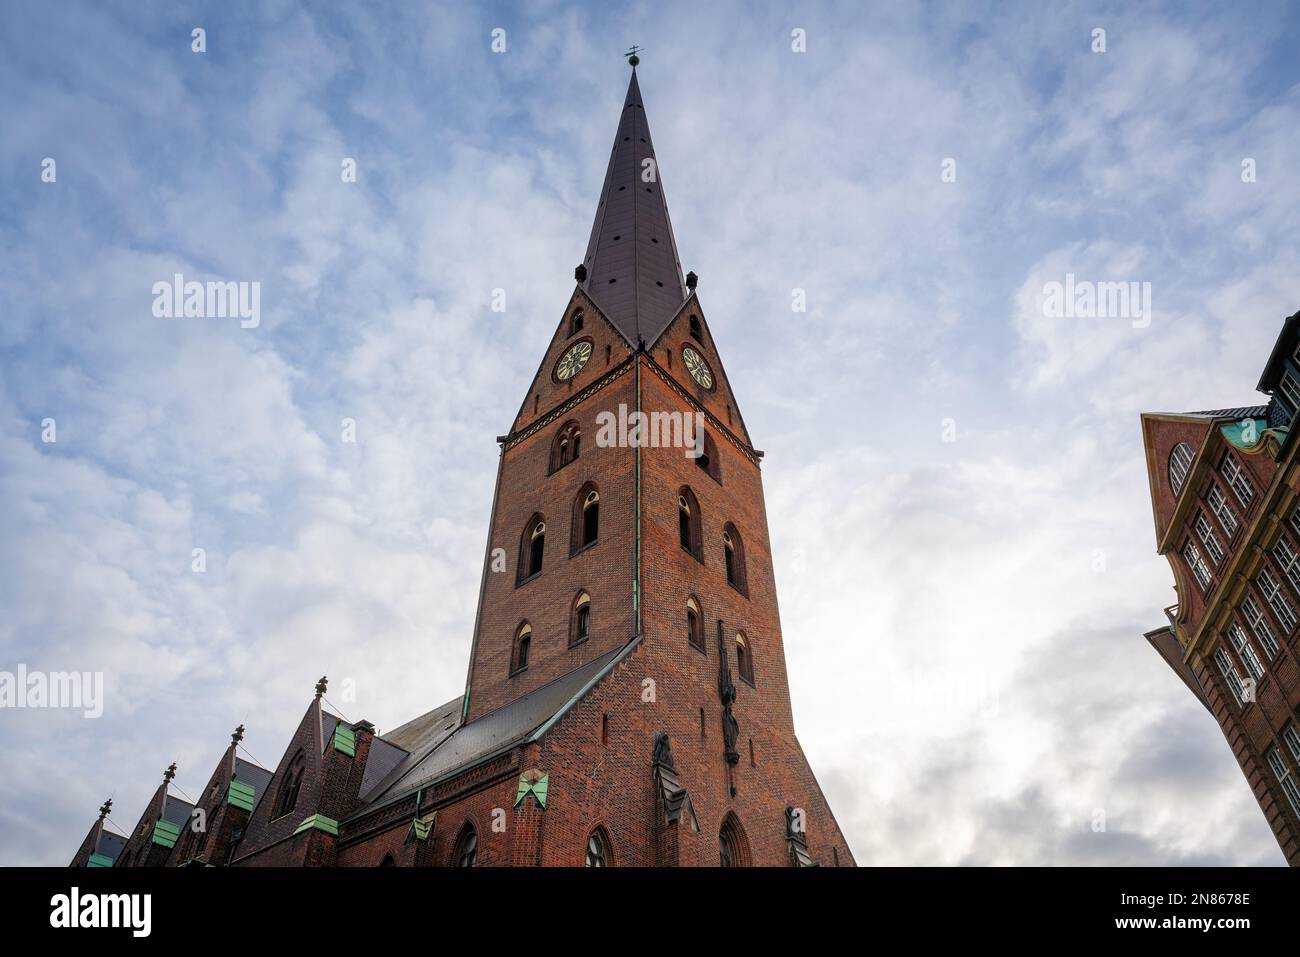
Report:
579,66,688,346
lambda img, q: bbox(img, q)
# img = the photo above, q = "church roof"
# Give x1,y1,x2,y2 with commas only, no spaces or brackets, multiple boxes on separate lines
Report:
578,68,688,347
353,647,625,817
233,757,274,811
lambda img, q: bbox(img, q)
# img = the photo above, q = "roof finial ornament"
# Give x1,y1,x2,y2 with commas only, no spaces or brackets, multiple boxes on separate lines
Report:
625,45,643,68
163,762,177,784
98,797,113,820
231,723,245,746
315,675,328,699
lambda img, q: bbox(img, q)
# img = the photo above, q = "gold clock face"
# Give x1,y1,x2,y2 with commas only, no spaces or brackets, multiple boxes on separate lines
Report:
555,340,593,381
682,346,714,390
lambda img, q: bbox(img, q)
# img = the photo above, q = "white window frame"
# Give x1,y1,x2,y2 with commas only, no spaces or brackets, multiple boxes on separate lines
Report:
1195,514,1224,565
1221,454,1254,507
1284,725,1300,765
1266,747,1300,819
1257,565,1298,633
1169,442,1195,495
1280,371,1300,410
1183,541,1212,592
1226,623,1265,682
1241,596,1281,659
1214,647,1246,707
1275,536,1300,593
1207,484,1239,536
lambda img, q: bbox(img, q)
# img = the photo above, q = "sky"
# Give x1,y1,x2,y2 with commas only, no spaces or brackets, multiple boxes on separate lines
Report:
2,0,1299,866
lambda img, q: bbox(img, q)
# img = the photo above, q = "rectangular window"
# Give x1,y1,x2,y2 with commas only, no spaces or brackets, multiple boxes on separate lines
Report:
1280,371,1300,410
1226,623,1265,682
1221,454,1255,507
1276,536,1300,593
1208,485,1239,536
1183,541,1212,591
1195,514,1224,565
1290,508,1300,543
1266,747,1300,819
1284,724,1300,765
1241,596,1281,659
1214,647,1246,707
1257,565,1297,633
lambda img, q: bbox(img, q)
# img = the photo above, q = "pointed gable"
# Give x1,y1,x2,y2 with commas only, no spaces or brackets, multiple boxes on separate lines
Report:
1140,413,1217,547
578,68,688,347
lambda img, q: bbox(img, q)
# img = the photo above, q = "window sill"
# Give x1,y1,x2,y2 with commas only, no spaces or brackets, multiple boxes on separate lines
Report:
571,540,599,558
689,640,707,656
516,571,541,588
509,666,528,678
739,675,756,689
727,580,749,600
569,636,589,650
680,543,703,564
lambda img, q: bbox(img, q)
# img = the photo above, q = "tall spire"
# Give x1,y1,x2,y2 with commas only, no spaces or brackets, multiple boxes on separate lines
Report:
579,65,688,346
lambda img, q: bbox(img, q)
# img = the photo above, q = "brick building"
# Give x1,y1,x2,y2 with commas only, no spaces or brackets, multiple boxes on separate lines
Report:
70,64,854,868
1142,310,1300,866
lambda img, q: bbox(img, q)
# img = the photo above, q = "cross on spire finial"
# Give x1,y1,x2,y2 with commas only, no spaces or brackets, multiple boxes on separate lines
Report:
231,723,245,745
315,675,328,699
163,762,177,783
98,797,112,820
625,45,643,68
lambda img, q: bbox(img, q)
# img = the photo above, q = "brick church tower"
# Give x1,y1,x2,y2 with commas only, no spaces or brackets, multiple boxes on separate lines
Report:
71,63,854,868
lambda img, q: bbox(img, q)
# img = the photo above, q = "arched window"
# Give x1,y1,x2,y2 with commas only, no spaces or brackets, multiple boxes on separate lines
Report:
571,592,591,647
569,309,584,336
1169,442,1195,495
678,487,702,559
687,596,704,652
550,421,582,473
689,315,703,343
719,813,749,867
379,853,396,867
585,827,611,867
723,523,747,594
519,516,545,582
275,751,305,819
693,428,720,483
454,822,477,867
512,623,532,674
736,632,755,684
573,487,599,551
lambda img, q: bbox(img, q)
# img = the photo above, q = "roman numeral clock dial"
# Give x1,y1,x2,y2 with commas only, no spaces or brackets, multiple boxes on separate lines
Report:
682,346,714,390
555,340,593,381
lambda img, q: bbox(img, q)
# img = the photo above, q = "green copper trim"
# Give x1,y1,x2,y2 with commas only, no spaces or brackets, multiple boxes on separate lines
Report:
151,818,181,848
514,773,549,809
227,779,256,812
412,810,436,841
294,814,340,837
87,852,114,868
333,724,357,757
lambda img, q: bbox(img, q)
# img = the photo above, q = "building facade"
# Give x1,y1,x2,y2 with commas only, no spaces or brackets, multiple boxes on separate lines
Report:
1142,310,1300,866
70,65,854,868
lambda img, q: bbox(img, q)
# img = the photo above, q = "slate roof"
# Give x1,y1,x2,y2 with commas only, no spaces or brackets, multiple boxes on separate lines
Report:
97,829,127,863
233,757,274,810
1178,405,1270,419
162,794,194,827
352,647,626,818
578,68,688,347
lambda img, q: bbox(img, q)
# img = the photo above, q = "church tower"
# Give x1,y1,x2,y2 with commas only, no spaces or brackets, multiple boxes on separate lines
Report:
458,62,854,866
70,61,854,869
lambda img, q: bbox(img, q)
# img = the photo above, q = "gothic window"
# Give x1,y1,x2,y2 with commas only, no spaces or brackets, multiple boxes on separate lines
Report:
454,823,478,867
512,623,532,675
718,813,749,867
569,309,584,336
550,421,581,473
275,751,305,819
678,487,702,559
379,854,396,867
736,632,755,684
520,516,545,582
571,592,591,647
687,596,704,652
689,315,703,343
693,428,720,483
723,523,747,594
585,827,611,867
574,487,599,550
1168,442,1194,495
